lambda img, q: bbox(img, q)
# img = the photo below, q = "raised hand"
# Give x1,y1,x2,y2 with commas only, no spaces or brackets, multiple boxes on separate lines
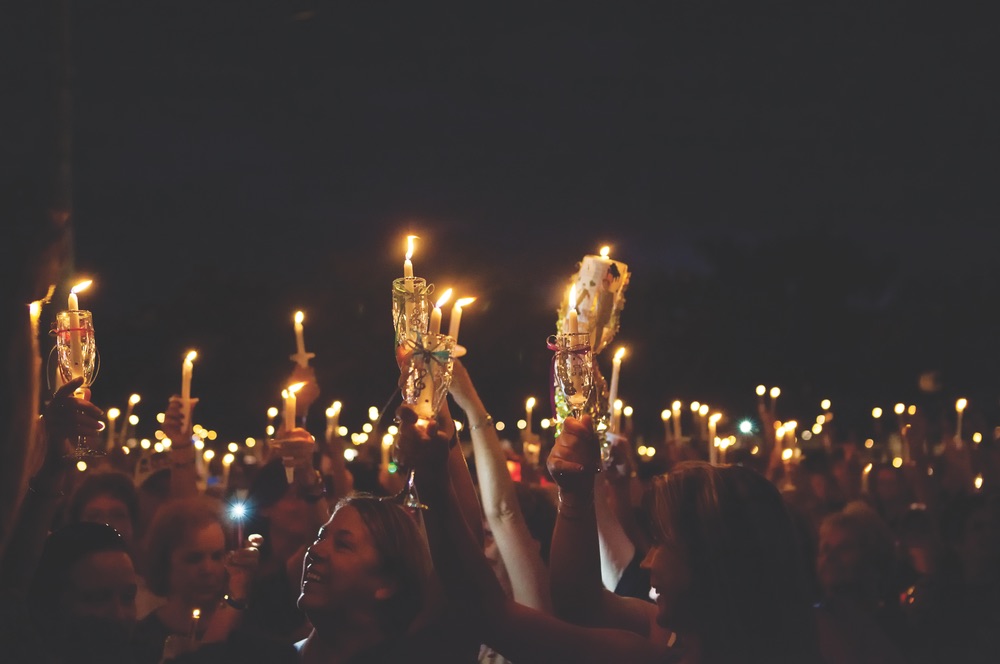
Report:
41,376,105,461
546,414,601,495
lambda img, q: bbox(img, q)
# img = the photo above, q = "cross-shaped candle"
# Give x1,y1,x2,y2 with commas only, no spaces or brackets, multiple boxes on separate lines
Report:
291,311,316,368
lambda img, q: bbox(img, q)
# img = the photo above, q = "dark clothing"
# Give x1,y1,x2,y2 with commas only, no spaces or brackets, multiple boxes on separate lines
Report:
614,549,654,602
131,610,174,664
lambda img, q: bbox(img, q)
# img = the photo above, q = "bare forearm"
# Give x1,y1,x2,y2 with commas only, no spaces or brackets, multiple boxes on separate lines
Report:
549,484,604,622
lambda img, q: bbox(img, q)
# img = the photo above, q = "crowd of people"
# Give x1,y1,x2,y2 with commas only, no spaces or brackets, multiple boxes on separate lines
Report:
1,350,999,663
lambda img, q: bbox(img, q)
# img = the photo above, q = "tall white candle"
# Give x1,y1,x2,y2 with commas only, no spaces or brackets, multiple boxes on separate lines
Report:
120,394,140,445
607,347,625,431
403,235,417,335
382,434,392,469
525,397,535,434
326,401,342,442
67,280,91,389
429,288,452,336
567,285,579,335
955,398,967,445
708,413,720,463
448,297,476,342
672,400,682,440
284,382,306,432
290,311,315,367
181,351,197,434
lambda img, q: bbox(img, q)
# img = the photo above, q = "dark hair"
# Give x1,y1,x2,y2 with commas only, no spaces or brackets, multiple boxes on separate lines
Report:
143,495,225,596
333,494,431,634
649,461,822,664
27,522,130,624
65,470,140,529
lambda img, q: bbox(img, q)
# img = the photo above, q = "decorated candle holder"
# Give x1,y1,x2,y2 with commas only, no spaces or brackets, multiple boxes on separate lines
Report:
558,253,630,356
397,331,457,421
49,309,105,460
548,331,596,420
392,277,433,347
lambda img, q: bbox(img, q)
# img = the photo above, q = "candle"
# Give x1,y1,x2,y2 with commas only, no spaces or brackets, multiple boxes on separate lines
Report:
181,351,197,434
955,398,967,445
448,297,476,343
672,400,682,440
326,401,342,443
566,285,579,335
769,386,780,418
189,608,201,642
222,452,234,489
284,382,306,433
861,462,872,494
67,280,91,392
756,384,766,413
708,413,721,463
106,407,120,451
612,399,623,434
404,235,416,280
525,397,536,434
607,347,625,431
290,311,316,368
429,288,452,336
381,433,393,469
661,409,671,442
120,394,140,446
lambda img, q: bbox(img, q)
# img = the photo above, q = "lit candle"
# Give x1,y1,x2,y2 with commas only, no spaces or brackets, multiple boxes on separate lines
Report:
120,394,140,446
106,407,120,451
672,400,682,440
222,453,234,489
525,397,536,435
566,285,579,335
708,413,721,463
862,462,872,494
448,296,476,343
284,382,306,433
290,311,316,368
381,433,393,469
326,401,342,443
67,280,92,392
429,288,452,336
769,386,780,418
404,235,416,280
181,351,197,434
612,399,623,434
756,384,766,412
955,398,967,445
189,608,201,643
661,409,671,442
607,347,626,431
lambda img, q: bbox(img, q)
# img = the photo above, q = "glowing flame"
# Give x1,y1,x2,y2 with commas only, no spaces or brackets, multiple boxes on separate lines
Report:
526,397,536,409
288,382,306,395
71,280,93,295
294,311,304,325
769,387,781,399
568,284,577,310
956,398,968,412
435,288,453,309
756,384,766,396
455,296,476,309
614,347,626,362
599,246,611,259
185,350,198,364
129,393,141,405
405,235,417,260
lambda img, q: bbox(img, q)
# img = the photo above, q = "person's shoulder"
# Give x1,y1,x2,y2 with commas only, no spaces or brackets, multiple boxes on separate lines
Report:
170,633,299,664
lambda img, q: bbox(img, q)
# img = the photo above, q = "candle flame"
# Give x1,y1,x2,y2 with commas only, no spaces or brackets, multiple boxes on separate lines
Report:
435,288,453,308
29,301,41,320
672,400,681,410
526,396,536,409
455,296,476,308
756,384,766,396
710,412,722,424
71,279,93,294
267,407,279,418
129,393,141,405
223,453,235,466
185,350,198,363
405,235,417,260
288,382,307,395
894,403,905,415
599,246,611,259
568,284,577,310
661,409,671,421
294,311,304,324
698,404,709,416
781,448,793,461
956,398,967,412
107,407,120,419
769,386,781,399
192,608,201,619
614,346,626,362
863,462,873,474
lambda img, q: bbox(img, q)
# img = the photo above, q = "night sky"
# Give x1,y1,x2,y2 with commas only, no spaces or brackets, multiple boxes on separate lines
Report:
22,2,1000,444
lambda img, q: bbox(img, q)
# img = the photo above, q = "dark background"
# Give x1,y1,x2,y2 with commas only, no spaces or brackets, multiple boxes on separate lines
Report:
15,2,1000,446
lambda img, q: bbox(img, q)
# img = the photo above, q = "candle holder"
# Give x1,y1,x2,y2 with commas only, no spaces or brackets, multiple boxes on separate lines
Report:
549,331,595,420
392,277,432,347
395,330,457,510
49,309,105,460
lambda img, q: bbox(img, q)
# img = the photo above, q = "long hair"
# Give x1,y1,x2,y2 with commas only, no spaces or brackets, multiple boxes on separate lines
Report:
650,461,822,664
334,494,432,634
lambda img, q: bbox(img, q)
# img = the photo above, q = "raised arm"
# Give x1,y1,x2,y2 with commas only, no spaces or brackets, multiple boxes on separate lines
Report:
448,360,550,610
547,416,658,635
396,405,671,664
162,395,200,499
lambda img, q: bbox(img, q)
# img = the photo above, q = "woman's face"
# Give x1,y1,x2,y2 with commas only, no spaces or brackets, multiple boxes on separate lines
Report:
168,522,227,607
80,494,134,547
298,505,389,618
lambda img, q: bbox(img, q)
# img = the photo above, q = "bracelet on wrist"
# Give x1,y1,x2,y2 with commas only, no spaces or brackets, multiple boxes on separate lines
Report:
470,414,494,431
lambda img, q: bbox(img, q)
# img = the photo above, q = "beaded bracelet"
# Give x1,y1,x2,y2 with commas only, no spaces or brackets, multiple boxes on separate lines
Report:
470,414,494,431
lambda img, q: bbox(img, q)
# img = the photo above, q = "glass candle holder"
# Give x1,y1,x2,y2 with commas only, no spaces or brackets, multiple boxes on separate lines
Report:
392,277,431,347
